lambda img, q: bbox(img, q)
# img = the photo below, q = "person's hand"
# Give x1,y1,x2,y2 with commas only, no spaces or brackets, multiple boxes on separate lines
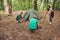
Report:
44,16,46,18
20,19,24,23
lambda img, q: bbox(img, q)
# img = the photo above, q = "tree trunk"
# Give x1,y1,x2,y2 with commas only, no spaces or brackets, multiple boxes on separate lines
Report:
28,0,30,9
23,0,25,10
3,0,9,14
46,0,48,8
34,0,38,10
52,0,56,10
0,11,1,20
7,0,12,16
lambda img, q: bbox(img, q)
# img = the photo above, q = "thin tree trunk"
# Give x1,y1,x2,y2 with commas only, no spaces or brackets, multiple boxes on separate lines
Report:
0,15,1,20
34,0,38,10
28,0,30,9
52,0,56,10
3,0,9,14
23,0,25,10
8,0,12,16
46,0,48,8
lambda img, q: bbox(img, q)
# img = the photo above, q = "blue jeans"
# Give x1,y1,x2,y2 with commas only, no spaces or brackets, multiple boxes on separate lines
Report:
50,16,52,23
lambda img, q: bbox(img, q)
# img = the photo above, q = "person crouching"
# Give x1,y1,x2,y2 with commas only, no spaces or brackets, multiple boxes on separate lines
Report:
28,15,39,32
16,12,23,23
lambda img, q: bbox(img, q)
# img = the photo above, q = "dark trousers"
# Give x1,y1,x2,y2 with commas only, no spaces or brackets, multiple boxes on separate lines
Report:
50,16,52,23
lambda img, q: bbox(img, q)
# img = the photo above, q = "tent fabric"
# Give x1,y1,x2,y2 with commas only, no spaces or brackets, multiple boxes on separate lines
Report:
23,9,42,21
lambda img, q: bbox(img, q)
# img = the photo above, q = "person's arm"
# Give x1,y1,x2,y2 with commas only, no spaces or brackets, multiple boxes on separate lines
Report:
44,11,48,18
38,23,40,26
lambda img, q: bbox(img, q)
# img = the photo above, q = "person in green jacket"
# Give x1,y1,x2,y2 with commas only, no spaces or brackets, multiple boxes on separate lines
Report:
28,15,39,32
16,12,23,23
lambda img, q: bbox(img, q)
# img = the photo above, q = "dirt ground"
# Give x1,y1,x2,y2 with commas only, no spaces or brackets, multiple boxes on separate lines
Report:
0,11,60,40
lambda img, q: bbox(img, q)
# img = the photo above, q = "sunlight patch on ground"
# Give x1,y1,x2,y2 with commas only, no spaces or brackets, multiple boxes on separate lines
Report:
0,11,9,15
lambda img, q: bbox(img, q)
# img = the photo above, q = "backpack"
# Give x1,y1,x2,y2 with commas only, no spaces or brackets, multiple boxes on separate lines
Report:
51,11,54,17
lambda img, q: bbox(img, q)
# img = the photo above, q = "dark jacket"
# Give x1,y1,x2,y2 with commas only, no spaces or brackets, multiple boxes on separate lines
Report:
50,11,54,17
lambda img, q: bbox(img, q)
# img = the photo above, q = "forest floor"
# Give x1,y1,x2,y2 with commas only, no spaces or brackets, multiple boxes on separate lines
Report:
0,11,60,40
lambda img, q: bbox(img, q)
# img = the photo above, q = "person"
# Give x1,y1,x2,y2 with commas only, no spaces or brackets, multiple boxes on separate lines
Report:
45,5,54,24
49,10,54,24
16,12,23,23
8,6,12,16
28,15,39,32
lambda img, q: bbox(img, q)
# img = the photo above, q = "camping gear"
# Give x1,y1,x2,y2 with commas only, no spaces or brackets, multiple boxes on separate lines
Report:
50,11,54,18
23,9,42,21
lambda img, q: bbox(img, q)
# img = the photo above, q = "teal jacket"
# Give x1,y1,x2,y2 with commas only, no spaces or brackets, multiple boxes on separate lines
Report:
28,18,38,30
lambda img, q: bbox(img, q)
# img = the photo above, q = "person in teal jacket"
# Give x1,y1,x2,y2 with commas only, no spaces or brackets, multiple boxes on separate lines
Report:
28,15,39,32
